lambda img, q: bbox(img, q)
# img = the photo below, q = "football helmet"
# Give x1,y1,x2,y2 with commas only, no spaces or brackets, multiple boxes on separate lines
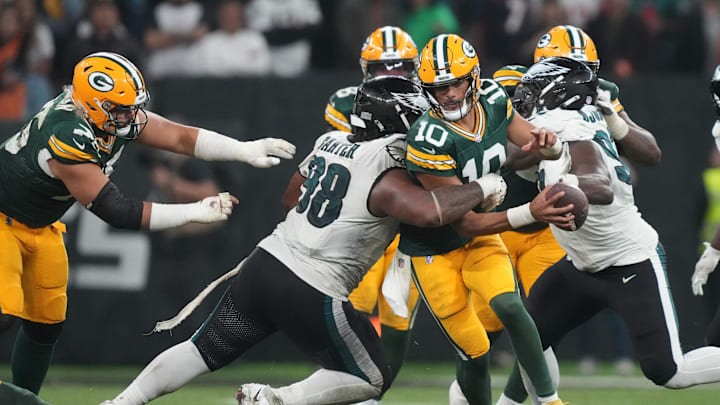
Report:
513,57,598,118
417,34,480,121
349,76,429,142
535,25,600,73
72,52,149,139
360,26,419,80
492,64,528,97
711,64,720,117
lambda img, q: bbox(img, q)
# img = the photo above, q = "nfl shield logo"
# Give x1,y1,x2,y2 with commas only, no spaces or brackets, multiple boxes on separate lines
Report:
398,258,405,268
425,255,434,264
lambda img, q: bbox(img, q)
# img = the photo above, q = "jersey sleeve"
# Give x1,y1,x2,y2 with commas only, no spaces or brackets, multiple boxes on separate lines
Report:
599,78,623,113
47,122,100,165
376,135,407,172
405,115,457,177
324,86,357,133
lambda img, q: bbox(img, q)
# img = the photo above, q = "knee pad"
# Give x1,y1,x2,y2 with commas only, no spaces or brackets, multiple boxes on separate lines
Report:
0,314,18,335
192,291,271,371
21,320,63,345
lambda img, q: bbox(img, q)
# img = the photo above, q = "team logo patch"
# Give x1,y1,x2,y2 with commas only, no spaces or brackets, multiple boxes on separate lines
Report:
385,145,406,165
88,72,114,92
537,33,551,48
425,255,433,264
462,41,476,58
398,257,406,268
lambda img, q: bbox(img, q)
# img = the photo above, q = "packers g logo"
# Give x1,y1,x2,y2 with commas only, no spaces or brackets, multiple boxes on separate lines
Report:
537,33,551,48
88,72,114,92
462,41,476,58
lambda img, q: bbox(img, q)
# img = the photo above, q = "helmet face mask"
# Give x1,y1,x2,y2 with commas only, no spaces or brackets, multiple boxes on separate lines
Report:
519,57,598,115
535,25,600,74
360,26,419,81
72,52,150,140
349,76,428,143
418,34,480,122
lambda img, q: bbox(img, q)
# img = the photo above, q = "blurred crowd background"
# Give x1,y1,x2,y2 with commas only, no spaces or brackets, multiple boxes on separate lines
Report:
1,0,720,121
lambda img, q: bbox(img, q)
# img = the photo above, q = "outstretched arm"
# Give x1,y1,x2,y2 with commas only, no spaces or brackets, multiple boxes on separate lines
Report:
48,159,236,230
137,111,296,168
369,169,502,228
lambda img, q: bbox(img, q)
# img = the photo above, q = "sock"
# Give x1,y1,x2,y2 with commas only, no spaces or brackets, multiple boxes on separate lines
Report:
664,346,720,388
449,379,469,405
275,369,380,405
487,330,504,346
503,361,529,404
11,328,55,394
491,292,554,397
456,354,491,405
520,348,560,405
111,341,210,405
380,325,411,386
496,393,523,405
0,381,52,405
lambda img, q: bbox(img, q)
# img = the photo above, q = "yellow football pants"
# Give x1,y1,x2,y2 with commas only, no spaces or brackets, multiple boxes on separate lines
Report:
349,235,420,331
0,212,68,324
472,227,567,333
410,234,516,359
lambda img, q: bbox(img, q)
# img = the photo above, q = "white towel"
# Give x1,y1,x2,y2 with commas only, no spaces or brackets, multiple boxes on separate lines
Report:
381,250,412,318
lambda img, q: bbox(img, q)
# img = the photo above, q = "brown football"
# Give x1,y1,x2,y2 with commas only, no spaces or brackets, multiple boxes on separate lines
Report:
546,182,589,231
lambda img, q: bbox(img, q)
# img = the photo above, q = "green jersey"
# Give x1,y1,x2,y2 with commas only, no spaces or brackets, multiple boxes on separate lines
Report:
399,79,515,256
0,90,132,228
324,86,358,133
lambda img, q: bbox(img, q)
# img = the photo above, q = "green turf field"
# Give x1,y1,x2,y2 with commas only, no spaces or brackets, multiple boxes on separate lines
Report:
3,362,720,404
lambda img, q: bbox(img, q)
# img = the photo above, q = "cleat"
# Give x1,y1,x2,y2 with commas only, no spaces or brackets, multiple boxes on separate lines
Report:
235,383,282,405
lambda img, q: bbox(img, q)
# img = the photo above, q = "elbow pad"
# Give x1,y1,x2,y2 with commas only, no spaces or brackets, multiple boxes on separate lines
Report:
88,181,144,230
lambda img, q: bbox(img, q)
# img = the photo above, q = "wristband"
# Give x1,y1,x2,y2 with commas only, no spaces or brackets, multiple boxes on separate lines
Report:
507,203,535,228
605,113,629,141
705,243,720,260
149,202,193,231
539,140,562,158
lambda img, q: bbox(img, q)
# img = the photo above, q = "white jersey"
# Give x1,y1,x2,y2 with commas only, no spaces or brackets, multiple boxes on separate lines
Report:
534,105,659,272
259,131,405,299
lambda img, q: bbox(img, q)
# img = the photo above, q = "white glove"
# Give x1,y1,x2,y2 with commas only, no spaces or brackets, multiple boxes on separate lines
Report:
712,120,720,153
596,89,629,140
475,173,507,211
239,138,297,168
692,242,720,296
189,192,234,223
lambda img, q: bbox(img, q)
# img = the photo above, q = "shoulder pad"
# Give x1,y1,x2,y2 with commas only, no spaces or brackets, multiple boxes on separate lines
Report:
47,121,100,164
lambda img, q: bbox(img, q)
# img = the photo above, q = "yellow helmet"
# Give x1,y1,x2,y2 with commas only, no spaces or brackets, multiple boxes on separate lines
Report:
359,26,419,80
534,25,600,73
72,52,149,139
417,33,480,121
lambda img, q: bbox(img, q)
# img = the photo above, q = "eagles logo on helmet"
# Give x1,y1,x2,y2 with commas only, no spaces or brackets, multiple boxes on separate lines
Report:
417,34,481,122
349,76,428,143
72,52,150,140
535,25,600,73
513,57,598,118
359,26,420,80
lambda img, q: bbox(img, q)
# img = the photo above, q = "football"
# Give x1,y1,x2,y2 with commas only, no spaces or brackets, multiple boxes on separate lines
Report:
546,182,589,231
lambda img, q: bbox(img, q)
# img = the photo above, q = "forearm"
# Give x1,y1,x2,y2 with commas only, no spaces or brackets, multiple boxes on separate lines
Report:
616,126,661,166
453,211,514,237
430,182,486,225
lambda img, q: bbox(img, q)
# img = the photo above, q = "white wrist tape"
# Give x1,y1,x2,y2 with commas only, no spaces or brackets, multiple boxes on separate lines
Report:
507,203,535,228
194,128,245,161
149,202,195,231
705,243,720,260
605,113,629,141
539,140,563,159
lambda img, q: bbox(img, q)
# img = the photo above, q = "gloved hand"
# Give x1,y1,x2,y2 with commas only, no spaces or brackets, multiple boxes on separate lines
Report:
238,138,297,168
596,89,629,141
475,173,507,211
189,192,235,223
692,242,720,296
